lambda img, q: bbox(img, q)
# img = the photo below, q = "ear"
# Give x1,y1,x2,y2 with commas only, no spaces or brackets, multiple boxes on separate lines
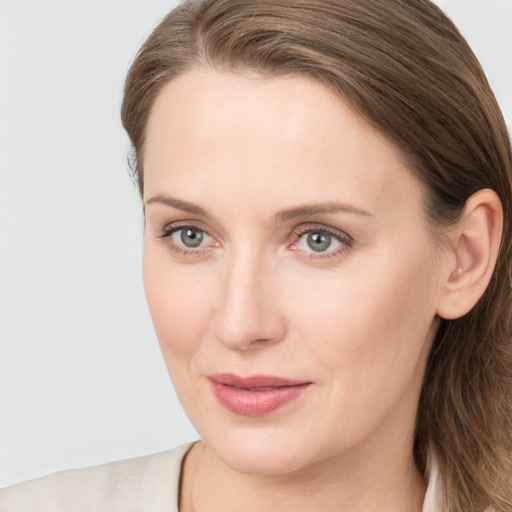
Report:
437,189,503,320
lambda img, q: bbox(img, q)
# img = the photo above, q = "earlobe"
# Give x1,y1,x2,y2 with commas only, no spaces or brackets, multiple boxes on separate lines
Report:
437,189,503,320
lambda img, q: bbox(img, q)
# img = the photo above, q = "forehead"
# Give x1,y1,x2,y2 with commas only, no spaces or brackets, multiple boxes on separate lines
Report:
143,68,425,221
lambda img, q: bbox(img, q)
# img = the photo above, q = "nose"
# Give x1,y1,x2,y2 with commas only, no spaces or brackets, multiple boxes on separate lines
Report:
212,251,286,351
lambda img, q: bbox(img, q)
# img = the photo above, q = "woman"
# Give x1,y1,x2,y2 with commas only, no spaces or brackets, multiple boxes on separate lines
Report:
1,0,511,511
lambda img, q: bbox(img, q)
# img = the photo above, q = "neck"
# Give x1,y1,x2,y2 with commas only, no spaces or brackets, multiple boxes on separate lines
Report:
180,436,426,512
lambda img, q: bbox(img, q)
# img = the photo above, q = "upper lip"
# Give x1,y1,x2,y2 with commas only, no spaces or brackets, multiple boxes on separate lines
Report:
208,373,312,389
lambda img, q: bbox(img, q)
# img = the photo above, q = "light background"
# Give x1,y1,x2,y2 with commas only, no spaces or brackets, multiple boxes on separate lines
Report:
1,0,511,487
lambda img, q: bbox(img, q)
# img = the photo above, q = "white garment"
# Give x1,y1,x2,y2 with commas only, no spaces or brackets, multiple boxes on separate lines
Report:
0,442,442,511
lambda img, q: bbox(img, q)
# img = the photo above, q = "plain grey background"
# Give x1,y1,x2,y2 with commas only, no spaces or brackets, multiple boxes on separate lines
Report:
1,0,511,488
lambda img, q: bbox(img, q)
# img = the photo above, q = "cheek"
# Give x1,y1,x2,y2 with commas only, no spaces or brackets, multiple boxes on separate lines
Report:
287,249,438,391
278,253,438,447
142,244,215,359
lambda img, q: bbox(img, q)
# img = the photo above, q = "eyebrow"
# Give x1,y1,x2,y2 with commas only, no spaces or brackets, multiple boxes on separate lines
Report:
144,195,209,216
144,194,372,221
276,202,372,221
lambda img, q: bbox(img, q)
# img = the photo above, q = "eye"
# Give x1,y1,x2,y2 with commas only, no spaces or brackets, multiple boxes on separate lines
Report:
171,227,209,248
158,224,215,255
299,231,339,252
291,225,353,258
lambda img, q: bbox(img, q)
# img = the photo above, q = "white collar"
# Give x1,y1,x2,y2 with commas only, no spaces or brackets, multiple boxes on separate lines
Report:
422,459,443,512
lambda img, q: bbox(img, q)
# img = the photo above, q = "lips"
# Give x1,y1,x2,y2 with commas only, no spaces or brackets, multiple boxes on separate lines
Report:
208,373,312,417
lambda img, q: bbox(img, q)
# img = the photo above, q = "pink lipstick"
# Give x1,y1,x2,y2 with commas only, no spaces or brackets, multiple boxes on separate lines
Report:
208,374,311,417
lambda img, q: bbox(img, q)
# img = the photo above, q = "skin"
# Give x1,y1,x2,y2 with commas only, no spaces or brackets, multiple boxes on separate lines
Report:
141,69,456,512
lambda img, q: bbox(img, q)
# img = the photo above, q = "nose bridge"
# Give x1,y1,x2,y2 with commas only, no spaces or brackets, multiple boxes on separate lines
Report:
213,244,283,350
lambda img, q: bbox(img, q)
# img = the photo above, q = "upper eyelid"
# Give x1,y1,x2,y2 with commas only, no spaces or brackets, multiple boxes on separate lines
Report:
162,222,349,235
160,220,211,235
162,224,211,242
294,223,353,241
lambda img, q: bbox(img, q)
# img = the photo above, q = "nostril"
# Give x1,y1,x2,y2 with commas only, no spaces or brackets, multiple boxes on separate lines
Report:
212,305,286,351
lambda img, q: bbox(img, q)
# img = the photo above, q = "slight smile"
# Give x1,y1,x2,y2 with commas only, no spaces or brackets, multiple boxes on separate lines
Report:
208,374,313,417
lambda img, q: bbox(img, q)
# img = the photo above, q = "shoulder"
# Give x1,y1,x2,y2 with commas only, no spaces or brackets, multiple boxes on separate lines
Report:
0,442,194,512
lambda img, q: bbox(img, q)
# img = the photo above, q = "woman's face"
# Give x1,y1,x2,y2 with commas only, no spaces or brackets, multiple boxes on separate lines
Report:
142,69,450,475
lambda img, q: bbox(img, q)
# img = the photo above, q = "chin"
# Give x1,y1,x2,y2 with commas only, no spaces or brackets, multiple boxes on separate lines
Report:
220,447,308,476
202,426,319,476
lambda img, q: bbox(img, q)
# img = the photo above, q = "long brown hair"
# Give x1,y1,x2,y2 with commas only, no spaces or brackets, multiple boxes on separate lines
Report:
121,1,512,510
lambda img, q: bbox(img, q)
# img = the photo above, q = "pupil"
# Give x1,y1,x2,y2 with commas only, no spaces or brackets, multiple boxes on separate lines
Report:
307,232,331,252
181,228,204,247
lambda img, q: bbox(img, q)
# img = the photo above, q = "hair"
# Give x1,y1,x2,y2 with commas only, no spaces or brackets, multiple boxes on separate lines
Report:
121,1,512,510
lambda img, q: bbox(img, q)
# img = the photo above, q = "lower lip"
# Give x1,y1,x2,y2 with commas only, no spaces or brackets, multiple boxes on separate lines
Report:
208,379,311,417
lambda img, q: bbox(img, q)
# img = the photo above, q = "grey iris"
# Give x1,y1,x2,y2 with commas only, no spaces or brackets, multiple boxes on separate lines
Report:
181,228,204,247
307,232,331,252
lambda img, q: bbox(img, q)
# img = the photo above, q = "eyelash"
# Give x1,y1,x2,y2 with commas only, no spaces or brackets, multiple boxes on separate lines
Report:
291,224,354,260
157,222,354,260
157,224,213,257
